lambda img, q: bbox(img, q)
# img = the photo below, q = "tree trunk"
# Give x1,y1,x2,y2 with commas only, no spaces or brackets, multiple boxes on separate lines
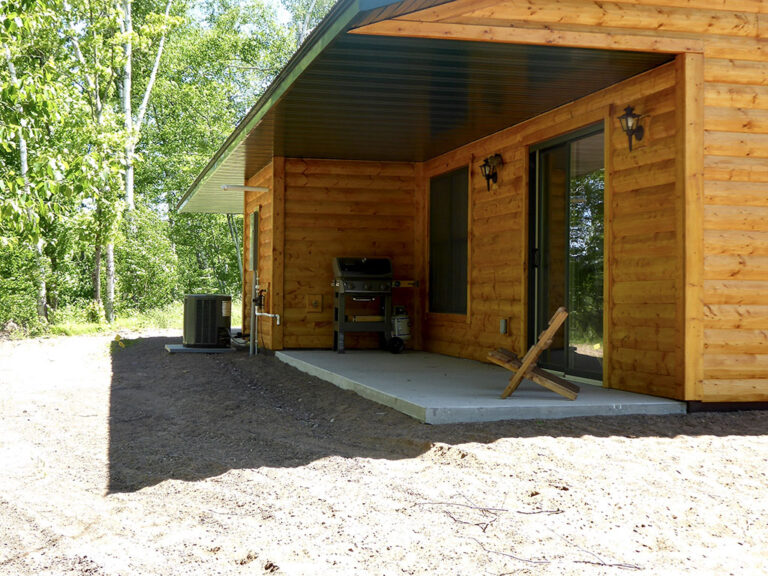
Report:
123,0,173,213
4,42,48,322
227,213,243,285
93,244,102,304
35,242,48,321
125,142,135,211
105,243,115,322
297,0,318,45
123,0,134,211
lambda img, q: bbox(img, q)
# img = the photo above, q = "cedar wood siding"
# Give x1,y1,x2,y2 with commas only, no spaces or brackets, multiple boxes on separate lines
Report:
281,159,418,350
241,0,768,402
418,62,683,399
352,0,768,402
243,161,277,348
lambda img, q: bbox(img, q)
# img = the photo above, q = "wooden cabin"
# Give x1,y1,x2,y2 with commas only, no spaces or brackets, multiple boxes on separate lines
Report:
178,0,768,404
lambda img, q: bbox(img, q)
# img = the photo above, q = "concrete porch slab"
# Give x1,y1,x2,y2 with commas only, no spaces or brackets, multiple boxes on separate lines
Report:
276,350,686,424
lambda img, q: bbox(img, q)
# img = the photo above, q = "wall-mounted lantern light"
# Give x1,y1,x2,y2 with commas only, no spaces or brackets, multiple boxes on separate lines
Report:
480,154,503,190
617,106,644,151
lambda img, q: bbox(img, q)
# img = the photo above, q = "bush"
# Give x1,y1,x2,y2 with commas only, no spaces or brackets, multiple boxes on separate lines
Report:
115,207,180,312
0,243,45,333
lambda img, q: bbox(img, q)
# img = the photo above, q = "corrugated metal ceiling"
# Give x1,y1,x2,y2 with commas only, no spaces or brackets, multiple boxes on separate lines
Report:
272,34,672,162
179,0,673,213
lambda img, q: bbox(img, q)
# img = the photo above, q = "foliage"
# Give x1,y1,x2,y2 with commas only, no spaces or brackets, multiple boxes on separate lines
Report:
115,206,180,311
172,213,242,295
47,297,241,335
0,242,44,331
0,0,76,245
136,0,291,298
280,0,335,44
0,0,310,334
568,168,604,344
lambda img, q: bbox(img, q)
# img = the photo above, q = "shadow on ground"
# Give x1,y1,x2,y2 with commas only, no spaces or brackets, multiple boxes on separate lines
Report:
108,336,768,493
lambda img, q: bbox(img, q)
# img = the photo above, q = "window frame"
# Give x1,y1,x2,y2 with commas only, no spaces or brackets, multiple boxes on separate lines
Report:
427,165,470,317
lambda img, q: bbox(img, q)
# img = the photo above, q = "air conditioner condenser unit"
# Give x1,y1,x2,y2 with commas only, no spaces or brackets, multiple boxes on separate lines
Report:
183,294,232,348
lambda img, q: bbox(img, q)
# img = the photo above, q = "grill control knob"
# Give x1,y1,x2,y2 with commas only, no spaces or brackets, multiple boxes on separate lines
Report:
363,283,370,290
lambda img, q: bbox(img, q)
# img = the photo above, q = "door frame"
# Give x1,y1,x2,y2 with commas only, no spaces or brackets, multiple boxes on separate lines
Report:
528,122,605,381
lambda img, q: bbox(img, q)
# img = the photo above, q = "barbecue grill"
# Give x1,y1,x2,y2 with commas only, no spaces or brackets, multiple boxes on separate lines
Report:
332,257,394,353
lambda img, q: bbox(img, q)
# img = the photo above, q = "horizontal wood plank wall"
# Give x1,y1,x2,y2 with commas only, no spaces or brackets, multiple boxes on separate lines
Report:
609,71,682,399
243,162,274,348
282,159,417,349
702,29,768,401
418,63,683,399
354,0,768,402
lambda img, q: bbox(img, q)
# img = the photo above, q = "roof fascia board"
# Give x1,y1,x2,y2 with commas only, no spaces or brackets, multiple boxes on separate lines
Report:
178,0,401,213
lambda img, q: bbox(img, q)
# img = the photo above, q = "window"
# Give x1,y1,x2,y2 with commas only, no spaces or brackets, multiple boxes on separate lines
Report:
429,167,468,314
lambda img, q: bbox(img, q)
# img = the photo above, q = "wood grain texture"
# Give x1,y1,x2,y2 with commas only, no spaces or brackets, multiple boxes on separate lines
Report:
603,63,685,399
679,53,705,402
282,159,417,350
243,162,275,346
413,62,684,401
438,0,757,37
351,19,704,53
271,157,286,349
340,0,768,401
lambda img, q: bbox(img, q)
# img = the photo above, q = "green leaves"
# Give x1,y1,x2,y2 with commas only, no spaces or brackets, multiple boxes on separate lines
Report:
1,0,311,329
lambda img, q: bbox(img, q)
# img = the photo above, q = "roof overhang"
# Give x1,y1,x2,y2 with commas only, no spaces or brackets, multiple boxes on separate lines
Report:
178,0,673,214
178,0,410,214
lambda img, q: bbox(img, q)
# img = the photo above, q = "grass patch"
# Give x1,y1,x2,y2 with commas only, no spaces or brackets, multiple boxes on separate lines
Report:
46,299,242,337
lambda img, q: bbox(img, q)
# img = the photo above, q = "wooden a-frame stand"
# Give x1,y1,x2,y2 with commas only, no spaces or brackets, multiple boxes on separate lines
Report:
487,306,580,401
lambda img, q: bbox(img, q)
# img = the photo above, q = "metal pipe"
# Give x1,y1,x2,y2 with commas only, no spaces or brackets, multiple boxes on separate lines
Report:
221,184,269,192
250,269,257,356
254,311,281,325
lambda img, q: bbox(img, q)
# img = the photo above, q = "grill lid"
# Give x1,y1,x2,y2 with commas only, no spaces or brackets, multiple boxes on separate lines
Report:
333,257,392,279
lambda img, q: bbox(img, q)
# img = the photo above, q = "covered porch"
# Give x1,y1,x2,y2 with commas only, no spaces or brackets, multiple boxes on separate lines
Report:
276,350,686,424
178,0,701,403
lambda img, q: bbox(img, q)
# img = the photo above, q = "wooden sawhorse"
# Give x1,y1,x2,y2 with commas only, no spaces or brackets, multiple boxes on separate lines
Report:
487,306,580,401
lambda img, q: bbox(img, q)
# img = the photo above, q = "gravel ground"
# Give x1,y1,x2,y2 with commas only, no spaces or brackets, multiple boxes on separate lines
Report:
1,331,767,575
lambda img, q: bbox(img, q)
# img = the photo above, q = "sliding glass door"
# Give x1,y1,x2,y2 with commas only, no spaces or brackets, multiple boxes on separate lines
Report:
531,127,604,380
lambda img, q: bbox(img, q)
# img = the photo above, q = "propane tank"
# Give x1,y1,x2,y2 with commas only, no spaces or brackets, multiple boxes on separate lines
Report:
392,306,411,341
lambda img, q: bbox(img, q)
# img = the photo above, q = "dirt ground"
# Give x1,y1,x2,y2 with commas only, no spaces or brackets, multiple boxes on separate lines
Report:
1,331,767,576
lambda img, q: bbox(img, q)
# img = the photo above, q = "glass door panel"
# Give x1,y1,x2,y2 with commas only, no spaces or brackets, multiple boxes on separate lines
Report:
534,129,604,380
537,144,569,372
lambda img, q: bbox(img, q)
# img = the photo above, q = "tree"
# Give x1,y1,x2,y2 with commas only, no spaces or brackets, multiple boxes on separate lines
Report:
117,0,180,321
135,0,292,297
1,0,74,322
280,0,334,45
0,0,310,332
60,0,128,321
114,204,179,310
122,0,178,213
59,0,180,322
568,168,604,344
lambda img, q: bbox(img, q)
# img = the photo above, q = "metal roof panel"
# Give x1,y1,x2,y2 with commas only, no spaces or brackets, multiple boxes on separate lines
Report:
179,0,672,213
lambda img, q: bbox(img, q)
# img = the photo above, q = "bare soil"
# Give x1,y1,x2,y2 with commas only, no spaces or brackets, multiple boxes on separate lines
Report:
1,331,767,575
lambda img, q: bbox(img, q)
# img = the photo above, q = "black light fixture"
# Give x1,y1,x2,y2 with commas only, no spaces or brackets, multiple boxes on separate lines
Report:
480,154,503,190
617,105,644,151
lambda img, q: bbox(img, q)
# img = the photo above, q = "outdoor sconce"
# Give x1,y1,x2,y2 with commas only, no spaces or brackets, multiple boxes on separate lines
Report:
480,154,503,190
617,105,644,151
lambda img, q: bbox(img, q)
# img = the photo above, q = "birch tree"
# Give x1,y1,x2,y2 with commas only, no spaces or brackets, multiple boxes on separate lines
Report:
0,1,69,322
60,0,125,321
59,0,177,322
281,0,334,45
104,0,176,322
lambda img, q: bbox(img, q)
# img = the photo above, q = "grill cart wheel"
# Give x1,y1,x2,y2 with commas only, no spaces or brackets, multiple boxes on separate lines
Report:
388,337,405,354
